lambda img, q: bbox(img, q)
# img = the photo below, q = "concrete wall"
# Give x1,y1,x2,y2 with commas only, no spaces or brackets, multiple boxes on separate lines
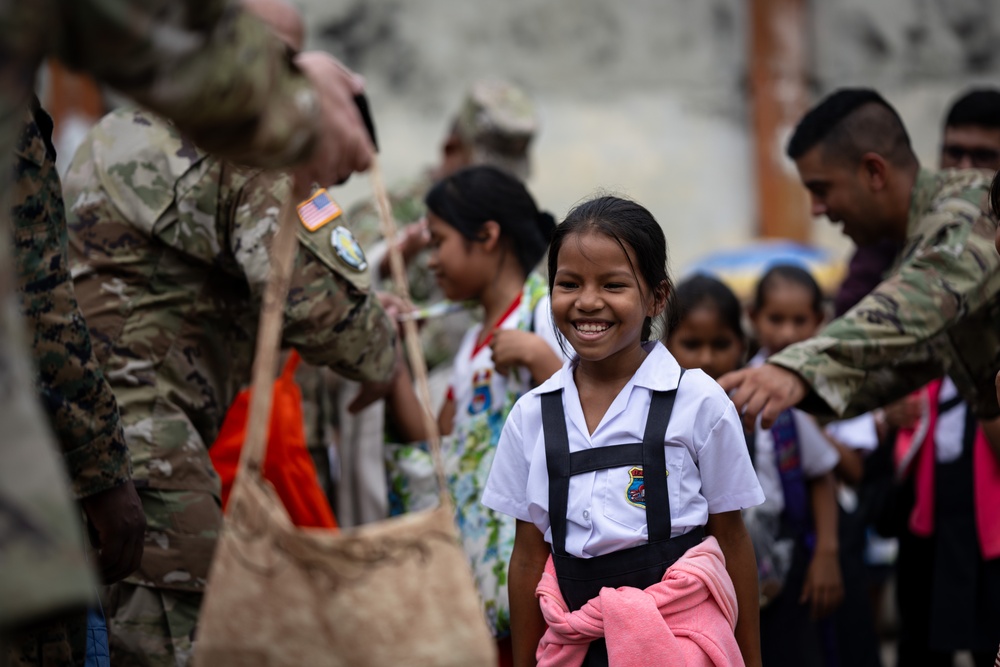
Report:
300,0,1000,274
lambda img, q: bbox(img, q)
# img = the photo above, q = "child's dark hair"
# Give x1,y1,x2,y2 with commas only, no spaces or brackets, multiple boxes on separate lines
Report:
670,274,744,342
753,264,823,315
425,165,555,277
547,195,674,341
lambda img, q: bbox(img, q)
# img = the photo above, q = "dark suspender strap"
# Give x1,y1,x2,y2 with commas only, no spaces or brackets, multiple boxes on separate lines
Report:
541,391,572,556
570,444,643,474
643,369,685,543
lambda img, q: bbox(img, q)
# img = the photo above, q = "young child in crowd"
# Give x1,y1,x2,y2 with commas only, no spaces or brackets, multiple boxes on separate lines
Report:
746,264,844,667
482,196,765,667
385,165,565,664
664,274,746,381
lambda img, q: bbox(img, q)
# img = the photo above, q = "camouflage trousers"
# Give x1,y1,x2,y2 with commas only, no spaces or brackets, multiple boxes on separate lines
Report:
105,584,200,667
103,487,219,667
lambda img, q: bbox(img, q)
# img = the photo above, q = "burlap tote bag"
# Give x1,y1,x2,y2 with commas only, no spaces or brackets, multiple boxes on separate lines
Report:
194,164,497,667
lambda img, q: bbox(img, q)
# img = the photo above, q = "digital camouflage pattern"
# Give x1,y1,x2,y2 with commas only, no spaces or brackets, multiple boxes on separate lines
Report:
770,168,1000,420
63,107,395,598
0,0,327,635
13,101,130,500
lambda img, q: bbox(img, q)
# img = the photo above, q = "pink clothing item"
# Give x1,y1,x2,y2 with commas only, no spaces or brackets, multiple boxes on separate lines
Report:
899,380,1000,560
535,536,744,667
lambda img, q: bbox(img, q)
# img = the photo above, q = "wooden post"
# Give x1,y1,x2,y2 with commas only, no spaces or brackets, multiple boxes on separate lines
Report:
749,0,811,241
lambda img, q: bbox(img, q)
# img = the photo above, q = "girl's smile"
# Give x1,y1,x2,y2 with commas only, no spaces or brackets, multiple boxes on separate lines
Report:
551,230,663,376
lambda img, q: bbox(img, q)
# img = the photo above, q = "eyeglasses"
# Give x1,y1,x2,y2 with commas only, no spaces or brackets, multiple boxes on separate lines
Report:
941,144,1000,169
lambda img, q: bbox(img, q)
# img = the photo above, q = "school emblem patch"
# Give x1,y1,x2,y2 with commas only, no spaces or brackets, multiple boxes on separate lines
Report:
625,466,668,508
330,225,368,272
468,368,493,415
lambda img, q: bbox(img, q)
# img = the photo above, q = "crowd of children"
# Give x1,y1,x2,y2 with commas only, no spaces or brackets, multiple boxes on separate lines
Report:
378,159,1000,666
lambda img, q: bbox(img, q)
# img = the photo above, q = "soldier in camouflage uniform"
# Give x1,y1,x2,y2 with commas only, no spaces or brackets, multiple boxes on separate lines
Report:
63,100,395,664
321,80,538,527
0,0,376,661
5,98,148,667
348,79,539,368
721,88,1000,437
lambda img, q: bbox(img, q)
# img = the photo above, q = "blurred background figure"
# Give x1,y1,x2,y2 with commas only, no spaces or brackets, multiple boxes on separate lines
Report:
319,78,538,528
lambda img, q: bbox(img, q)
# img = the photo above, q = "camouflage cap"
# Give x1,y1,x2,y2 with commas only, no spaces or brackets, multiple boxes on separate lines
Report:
453,80,538,181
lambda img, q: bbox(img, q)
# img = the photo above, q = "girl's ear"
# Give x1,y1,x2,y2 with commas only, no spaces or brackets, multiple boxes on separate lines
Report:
478,220,502,252
646,280,669,317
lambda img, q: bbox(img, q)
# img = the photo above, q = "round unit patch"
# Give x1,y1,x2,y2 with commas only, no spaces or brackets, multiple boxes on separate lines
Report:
330,225,368,272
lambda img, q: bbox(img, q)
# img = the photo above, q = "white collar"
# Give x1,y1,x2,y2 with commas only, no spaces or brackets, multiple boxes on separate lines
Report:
534,341,683,395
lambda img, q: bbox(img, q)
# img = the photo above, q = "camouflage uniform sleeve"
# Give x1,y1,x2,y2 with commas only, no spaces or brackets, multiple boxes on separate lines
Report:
48,0,319,168
231,173,396,382
11,105,131,499
769,202,1000,419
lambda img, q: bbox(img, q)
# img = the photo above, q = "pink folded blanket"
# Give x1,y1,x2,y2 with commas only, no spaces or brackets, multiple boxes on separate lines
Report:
535,535,744,667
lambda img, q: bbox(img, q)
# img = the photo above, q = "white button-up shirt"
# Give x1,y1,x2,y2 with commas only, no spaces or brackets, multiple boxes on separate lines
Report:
749,351,839,515
482,342,764,558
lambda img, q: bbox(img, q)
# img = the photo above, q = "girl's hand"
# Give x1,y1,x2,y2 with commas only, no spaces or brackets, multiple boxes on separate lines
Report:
800,548,843,619
490,330,541,377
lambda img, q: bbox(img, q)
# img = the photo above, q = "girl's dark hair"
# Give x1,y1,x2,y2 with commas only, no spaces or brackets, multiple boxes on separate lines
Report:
670,274,744,341
547,195,673,341
991,170,1000,220
424,165,555,276
753,264,823,315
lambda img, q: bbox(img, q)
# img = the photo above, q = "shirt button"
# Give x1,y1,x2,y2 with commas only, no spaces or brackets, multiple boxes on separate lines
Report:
583,510,590,520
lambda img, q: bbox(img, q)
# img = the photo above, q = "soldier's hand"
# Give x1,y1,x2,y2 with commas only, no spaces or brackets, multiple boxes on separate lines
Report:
80,480,146,584
882,394,922,430
347,345,404,414
717,363,809,429
292,52,374,195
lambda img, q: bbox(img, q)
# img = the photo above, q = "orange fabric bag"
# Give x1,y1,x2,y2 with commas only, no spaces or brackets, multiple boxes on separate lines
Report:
210,350,337,529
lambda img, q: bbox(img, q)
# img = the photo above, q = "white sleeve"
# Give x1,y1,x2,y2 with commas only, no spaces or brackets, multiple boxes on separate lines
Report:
824,413,879,453
481,401,532,522
793,410,840,477
695,401,766,513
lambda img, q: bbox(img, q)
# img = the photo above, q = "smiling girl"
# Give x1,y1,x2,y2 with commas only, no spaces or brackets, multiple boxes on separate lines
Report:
482,196,765,667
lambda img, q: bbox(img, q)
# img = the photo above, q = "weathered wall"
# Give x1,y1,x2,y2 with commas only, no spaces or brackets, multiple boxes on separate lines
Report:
300,0,1000,273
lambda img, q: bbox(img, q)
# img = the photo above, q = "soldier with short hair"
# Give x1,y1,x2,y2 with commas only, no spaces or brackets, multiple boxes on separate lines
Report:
720,87,1000,449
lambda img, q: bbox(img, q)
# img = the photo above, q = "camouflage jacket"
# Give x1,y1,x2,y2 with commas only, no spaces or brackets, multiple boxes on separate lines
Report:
64,108,395,498
12,102,131,500
771,168,1000,420
0,0,319,173
0,0,325,628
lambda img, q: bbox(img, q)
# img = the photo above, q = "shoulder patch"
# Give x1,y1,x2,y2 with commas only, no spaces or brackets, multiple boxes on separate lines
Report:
330,226,368,272
297,188,342,232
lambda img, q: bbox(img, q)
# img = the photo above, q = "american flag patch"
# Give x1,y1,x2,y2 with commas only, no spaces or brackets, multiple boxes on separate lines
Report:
296,189,342,232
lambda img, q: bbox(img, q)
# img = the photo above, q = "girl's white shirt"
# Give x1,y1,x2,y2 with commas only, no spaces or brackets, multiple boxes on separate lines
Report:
447,295,565,430
748,350,840,515
482,341,764,558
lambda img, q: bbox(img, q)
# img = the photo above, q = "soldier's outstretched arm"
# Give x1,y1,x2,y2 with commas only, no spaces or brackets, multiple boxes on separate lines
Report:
233,173,396,383
2,0,371,182
767,210,1000,420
